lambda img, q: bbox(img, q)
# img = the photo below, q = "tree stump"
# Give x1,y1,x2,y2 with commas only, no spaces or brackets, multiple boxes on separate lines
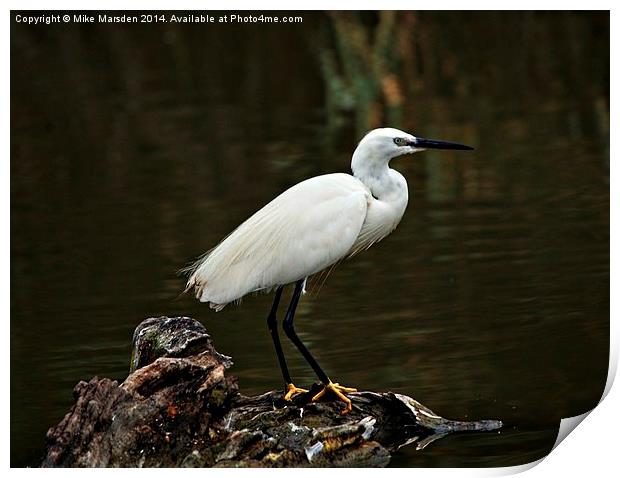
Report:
41,316,502,467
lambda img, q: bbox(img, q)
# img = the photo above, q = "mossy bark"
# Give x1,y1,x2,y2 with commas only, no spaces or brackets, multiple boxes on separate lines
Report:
42,316,501,467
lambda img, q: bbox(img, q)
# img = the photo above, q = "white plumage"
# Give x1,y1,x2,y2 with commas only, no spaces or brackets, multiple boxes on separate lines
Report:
185,127,471,311
186,173,369,309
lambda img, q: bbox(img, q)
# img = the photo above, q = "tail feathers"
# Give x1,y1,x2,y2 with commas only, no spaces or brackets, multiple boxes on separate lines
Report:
210,302,226,312
177,258,201,296
179,262,228,312
182,275,195,295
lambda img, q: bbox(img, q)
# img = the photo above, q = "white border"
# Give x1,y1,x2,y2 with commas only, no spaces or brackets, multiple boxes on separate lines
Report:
4,1,615,476
1,1,617,10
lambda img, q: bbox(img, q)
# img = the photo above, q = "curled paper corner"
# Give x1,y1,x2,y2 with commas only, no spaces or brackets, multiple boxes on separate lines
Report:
540,331,618,462
542,346,616,464
550,336,618,452
489,343,617,476
551,410,591,452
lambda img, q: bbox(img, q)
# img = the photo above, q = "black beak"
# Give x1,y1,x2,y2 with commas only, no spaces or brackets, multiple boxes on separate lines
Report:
411,137,474,151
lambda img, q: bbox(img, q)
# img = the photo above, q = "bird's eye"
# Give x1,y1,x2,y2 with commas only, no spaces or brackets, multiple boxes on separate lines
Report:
393,137,408,146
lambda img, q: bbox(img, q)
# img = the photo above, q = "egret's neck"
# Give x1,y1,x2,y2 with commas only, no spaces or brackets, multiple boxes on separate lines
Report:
351,148,409,207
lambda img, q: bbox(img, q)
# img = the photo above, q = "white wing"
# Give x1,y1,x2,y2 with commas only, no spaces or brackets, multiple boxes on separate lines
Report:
186,173,369,310
347,199,402,257
348,169,409,258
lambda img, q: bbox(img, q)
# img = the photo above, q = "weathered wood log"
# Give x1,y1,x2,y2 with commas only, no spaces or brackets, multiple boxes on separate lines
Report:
41,316,502,467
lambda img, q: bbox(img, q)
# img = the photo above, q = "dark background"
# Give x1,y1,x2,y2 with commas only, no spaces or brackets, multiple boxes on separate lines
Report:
11,11,609,467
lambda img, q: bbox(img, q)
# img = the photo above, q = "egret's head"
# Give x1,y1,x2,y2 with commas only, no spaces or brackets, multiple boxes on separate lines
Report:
356,127,473,161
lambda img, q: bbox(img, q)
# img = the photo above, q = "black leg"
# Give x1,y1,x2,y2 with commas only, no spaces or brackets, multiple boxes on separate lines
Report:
282,279,330,384
266,286,292,385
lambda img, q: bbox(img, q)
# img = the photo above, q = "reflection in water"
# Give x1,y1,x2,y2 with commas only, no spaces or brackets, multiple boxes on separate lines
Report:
11,11,608,467
316,11,407,135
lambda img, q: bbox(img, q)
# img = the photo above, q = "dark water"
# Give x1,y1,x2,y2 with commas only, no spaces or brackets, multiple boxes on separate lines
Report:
11,11,609,467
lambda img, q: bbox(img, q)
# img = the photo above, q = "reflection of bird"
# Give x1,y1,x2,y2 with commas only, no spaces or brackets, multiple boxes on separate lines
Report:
184,127,473,413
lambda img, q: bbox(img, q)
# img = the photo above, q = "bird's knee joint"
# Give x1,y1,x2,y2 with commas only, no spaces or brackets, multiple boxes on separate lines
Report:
282,321,294,335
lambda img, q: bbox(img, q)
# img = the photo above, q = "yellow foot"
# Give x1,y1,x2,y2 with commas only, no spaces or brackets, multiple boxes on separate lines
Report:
311,381,358,414
284,383,309,401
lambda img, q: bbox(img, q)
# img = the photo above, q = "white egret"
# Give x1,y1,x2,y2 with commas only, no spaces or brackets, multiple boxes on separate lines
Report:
184,127,473,413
